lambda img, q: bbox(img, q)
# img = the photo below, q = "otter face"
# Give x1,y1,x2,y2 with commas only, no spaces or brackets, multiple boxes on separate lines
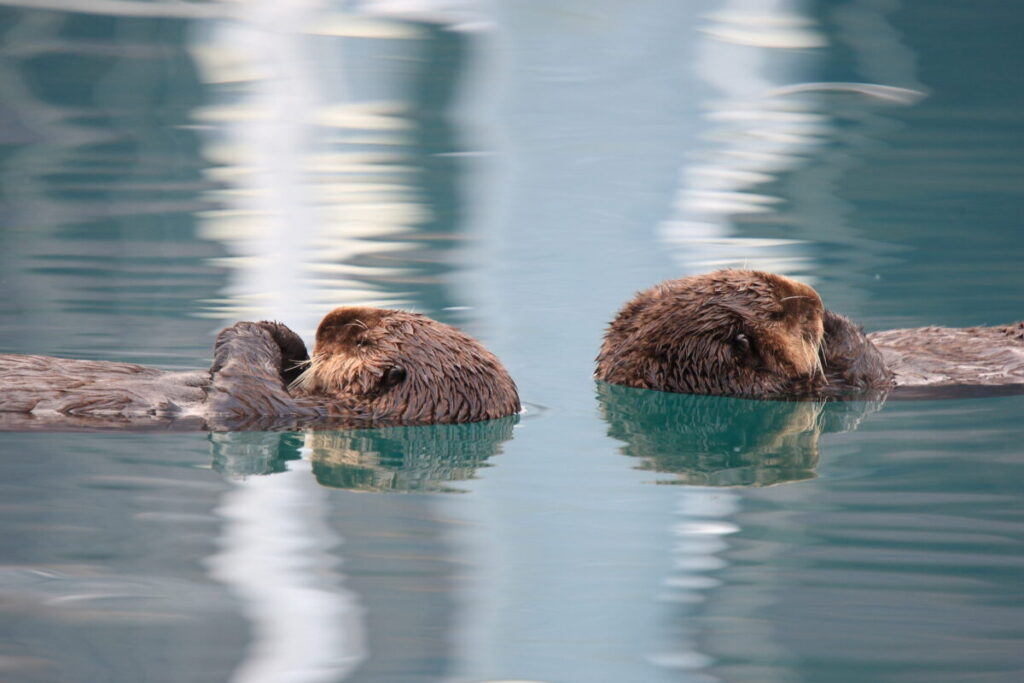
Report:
595,270,826,398
290,307,520,425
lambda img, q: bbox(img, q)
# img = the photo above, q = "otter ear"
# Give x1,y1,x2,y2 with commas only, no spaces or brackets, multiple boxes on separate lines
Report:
381,366,407,390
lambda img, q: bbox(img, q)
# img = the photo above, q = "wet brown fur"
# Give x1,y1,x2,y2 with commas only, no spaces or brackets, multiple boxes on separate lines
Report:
289,307,520,424
868,321,1024,395
595,269,895,399
0,309,519,430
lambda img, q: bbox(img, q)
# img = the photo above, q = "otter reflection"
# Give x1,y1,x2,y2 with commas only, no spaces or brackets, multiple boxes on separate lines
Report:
211,416,516,493
596,382,880,487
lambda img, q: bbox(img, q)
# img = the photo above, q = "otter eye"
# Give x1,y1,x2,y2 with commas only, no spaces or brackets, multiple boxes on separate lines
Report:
382,366,406,389
732,333,752,357
768,309,786,322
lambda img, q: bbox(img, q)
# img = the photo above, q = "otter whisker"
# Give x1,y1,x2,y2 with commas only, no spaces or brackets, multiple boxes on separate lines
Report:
288,367,312,393
283,358,312,385
779,295,814,302
288,353,326,393
814,350,826,384
814,337,829,384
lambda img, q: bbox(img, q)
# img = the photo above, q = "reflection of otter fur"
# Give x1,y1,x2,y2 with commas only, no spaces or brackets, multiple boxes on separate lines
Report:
209,417,517,492
596,270,1022,399
596,382,881,487
0,307,519,430
304,418,516,492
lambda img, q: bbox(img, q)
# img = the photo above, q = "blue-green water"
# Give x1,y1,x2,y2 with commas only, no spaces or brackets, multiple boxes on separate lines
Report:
1,1,1023,681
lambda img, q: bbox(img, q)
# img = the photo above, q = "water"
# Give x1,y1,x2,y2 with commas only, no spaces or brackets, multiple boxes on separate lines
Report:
0,1,1023,681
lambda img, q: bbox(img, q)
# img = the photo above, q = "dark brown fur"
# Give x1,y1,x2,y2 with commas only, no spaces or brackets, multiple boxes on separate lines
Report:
596,270,895,399
819,310,894,398
290,307,520,425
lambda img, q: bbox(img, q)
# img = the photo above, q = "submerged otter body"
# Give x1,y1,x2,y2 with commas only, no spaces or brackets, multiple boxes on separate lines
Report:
0,309,519,431
596,270,1021,400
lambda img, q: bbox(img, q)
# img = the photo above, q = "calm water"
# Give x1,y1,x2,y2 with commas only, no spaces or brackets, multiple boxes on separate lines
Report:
1,1,1023,681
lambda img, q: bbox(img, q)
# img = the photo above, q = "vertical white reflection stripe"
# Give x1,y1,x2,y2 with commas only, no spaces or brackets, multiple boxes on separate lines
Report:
193,1,365,680
657,0,825,277
207,455,366,683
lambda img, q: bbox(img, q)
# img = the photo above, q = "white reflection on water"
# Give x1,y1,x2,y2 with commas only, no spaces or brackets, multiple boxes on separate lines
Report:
701,7,825,49
206,453,366,683
647,490,739,681
658,0,925,287
191,7,425,329
189,1,487,332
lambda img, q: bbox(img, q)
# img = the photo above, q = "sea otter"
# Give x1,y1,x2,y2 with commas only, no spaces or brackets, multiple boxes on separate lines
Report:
0,308,520,431
595,269,1023,399
289,307,520,424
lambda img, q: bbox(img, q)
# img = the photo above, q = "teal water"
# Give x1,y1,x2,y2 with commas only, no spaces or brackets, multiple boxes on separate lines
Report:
1,1,1023,681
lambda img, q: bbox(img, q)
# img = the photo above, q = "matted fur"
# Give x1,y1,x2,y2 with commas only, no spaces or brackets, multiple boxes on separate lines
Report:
289,307,520,425
0,310,519,430
595,269,894,399
868,321,1024,396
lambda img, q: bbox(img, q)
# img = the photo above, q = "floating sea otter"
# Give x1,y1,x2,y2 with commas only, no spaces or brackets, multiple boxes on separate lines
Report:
0,307,520,431
595,269,1024,400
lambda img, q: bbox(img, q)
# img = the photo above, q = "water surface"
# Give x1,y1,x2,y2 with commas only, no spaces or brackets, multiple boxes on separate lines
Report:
0,1,1022,682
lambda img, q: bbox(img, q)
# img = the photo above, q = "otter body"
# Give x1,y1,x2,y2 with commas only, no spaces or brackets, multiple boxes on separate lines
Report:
596,270,1021,400
868,322,1024,397
0,309,519,431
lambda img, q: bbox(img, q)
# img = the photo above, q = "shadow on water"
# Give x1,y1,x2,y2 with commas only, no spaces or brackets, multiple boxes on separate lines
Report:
211,415,517,493
596,382,881,487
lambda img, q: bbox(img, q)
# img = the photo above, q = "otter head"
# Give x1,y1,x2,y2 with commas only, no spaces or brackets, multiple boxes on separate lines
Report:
290,307,520,425
595,270,826,398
